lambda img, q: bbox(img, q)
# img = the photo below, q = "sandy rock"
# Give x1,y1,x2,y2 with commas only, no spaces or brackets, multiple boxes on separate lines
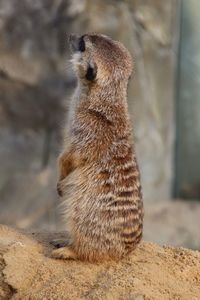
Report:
0,225,199,300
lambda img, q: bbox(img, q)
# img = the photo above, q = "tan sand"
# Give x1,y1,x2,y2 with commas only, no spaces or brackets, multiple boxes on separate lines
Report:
0,225,199,300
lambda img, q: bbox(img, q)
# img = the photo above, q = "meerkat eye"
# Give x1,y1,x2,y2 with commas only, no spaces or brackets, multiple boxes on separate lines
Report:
86,63,97,81
78,36,85,52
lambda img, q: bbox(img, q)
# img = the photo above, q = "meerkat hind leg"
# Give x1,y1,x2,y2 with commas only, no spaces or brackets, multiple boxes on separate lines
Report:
51,246,77,260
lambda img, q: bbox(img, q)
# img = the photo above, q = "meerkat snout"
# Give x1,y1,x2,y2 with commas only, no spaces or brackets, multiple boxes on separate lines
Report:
69,34,85,52
69,34,97,82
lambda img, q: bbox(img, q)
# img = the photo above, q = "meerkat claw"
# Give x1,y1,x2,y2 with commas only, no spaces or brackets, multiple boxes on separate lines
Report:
50,239,72,248
51,247,77,260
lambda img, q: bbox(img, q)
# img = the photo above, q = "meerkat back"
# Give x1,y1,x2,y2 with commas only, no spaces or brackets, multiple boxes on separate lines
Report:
51,33,144,262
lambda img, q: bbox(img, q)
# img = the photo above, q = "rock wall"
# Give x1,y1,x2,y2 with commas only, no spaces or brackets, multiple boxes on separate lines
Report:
0,1,179,230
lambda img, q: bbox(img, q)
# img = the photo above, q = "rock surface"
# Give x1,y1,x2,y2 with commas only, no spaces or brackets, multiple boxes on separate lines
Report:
0,225,199,300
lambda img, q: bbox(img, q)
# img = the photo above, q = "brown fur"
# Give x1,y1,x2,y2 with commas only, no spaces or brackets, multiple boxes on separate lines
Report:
51,33,144,262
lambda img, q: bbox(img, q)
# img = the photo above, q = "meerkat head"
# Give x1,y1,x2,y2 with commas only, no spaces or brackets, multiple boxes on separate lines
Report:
69,33,133,86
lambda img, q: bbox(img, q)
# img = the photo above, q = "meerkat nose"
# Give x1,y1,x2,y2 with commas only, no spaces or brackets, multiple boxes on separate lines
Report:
68,34,77,42
68,34,79,52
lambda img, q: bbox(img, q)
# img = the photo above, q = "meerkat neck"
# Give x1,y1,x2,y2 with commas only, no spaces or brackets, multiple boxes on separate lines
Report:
79,81,128,107
76,81,130,133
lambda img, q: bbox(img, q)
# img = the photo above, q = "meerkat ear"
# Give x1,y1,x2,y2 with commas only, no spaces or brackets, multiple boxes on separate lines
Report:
86,62,97,81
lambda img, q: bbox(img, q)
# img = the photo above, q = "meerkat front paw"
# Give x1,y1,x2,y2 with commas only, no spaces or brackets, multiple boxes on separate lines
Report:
57,181,63,197
51,247,77,260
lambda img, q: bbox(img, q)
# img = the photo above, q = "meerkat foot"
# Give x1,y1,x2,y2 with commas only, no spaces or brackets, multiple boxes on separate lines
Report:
51,247,77,260
50,238,72,248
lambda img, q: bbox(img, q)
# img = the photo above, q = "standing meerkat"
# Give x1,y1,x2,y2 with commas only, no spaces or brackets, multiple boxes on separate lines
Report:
51,33,144,262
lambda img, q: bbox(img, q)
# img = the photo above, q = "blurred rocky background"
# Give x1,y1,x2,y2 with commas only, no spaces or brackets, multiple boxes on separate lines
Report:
0,0,200,250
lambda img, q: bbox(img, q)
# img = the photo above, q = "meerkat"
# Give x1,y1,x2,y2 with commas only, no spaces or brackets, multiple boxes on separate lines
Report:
51,33,144,262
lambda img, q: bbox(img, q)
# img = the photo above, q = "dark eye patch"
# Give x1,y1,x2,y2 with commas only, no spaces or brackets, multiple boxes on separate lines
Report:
86,64,97,81
78,36,85,52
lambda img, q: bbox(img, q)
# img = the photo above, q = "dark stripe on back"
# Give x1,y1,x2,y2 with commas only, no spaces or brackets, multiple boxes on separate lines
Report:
119,166,136,176
122,231,138,239
117,191,134,198
108,199,135,207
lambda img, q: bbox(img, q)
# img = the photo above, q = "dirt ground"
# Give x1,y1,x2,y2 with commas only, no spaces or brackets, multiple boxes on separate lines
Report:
0,225,200,300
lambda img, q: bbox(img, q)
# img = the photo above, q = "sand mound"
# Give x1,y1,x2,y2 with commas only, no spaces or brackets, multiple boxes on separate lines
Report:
0,225,199,300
